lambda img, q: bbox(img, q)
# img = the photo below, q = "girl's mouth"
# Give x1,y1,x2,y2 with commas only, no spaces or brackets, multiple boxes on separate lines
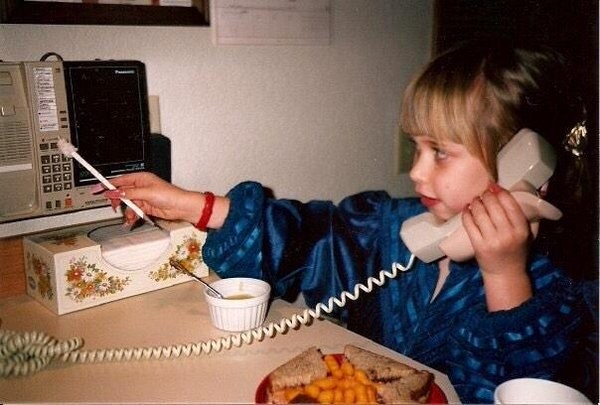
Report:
420,196,439,208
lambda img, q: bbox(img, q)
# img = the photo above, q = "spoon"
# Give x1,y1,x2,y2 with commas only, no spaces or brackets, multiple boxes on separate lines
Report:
169,259,224,299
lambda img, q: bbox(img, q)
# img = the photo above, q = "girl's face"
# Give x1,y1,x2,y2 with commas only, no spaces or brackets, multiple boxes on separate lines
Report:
409,135,491,220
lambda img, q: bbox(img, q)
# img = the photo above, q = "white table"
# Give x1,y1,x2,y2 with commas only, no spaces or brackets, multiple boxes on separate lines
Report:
0,278,460,403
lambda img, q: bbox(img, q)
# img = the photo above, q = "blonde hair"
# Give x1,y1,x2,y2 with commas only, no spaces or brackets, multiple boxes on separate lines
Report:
401,41,596,280
400,41,583,180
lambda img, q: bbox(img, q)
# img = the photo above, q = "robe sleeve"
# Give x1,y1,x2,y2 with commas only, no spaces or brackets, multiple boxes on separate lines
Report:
202,181,393,311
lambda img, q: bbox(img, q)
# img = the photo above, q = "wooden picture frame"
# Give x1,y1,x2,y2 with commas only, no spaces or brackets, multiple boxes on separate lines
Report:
0,0,209,26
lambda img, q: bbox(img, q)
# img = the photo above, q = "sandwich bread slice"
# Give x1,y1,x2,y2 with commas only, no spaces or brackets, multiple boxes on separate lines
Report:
344,345,434,403
265,345,435,404
344,344,418,380
268,346,328,393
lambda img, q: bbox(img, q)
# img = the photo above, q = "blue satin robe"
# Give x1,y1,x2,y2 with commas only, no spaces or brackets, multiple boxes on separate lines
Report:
202,182,597,404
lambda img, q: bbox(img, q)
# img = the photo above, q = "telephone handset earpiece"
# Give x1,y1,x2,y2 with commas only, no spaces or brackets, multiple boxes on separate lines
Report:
400,129,563,263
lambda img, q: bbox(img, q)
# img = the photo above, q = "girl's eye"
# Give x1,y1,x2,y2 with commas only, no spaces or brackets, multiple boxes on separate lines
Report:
433,147,448,160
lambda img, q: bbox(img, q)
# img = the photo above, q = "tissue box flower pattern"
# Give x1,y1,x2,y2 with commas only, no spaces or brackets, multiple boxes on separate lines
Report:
149,235,203,281
27,253,54,300
65,257,131,302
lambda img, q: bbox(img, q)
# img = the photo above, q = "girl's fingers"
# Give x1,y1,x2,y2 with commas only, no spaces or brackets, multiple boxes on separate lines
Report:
462,204,483,244
463,190,512,242
103,189,126,213
467,195,497,235
90,183,106,194
479,191,509,230
125,209,139,224
110,199,120,212
103,187,156,211
464,189,531,254
104,190,124,199
494,188,530,229
102,188,148,220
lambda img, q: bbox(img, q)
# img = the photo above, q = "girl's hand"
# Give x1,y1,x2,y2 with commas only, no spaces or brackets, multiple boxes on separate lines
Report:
93,172,229,229
461,184,533,311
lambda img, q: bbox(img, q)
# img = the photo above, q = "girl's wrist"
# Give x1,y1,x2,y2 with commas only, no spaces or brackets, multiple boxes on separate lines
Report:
482,271,532,312
184,191,229,231
182,191,207,225
208,196,230,230
195,192,215,231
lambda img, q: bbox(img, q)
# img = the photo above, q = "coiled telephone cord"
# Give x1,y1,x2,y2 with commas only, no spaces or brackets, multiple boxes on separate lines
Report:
0,255,415,378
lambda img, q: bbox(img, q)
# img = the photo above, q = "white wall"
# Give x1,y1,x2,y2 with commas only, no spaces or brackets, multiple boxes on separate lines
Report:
0,0,432,206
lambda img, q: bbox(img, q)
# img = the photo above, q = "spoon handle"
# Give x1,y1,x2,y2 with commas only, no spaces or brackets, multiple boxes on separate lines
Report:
169,259,224,299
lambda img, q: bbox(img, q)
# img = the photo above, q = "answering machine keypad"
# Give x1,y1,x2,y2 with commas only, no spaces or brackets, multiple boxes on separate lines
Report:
39,141,73,196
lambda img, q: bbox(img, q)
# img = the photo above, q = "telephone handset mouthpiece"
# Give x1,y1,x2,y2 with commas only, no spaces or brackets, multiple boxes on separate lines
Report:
400,129,563,263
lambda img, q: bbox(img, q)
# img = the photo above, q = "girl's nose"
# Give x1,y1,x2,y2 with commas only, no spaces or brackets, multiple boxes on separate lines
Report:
409,153,427,184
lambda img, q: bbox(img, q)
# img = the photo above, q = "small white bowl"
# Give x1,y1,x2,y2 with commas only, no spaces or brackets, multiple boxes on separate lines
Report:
494,378,591,404
203,278,271,332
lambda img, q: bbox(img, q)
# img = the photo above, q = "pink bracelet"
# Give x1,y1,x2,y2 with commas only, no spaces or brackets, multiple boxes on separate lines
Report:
195,192,215,231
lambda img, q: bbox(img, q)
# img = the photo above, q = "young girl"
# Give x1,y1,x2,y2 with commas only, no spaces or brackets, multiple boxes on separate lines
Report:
104,41,597,403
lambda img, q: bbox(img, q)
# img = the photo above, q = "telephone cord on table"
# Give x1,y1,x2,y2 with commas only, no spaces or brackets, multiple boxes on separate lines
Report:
0,255,415,378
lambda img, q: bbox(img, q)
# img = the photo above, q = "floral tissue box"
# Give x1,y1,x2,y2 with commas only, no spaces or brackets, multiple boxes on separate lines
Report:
23,219,208,315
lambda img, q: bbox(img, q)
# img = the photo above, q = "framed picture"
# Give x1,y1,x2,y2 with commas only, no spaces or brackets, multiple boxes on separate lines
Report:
0,0,209,26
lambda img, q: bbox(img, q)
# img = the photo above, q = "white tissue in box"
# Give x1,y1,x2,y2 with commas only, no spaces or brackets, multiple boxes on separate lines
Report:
89,223,171,271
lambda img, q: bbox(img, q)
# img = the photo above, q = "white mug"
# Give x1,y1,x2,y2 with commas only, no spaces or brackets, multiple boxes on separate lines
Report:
494,378,591,404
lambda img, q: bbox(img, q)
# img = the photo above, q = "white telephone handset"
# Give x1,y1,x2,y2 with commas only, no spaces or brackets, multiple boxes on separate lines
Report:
400,129,563,263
